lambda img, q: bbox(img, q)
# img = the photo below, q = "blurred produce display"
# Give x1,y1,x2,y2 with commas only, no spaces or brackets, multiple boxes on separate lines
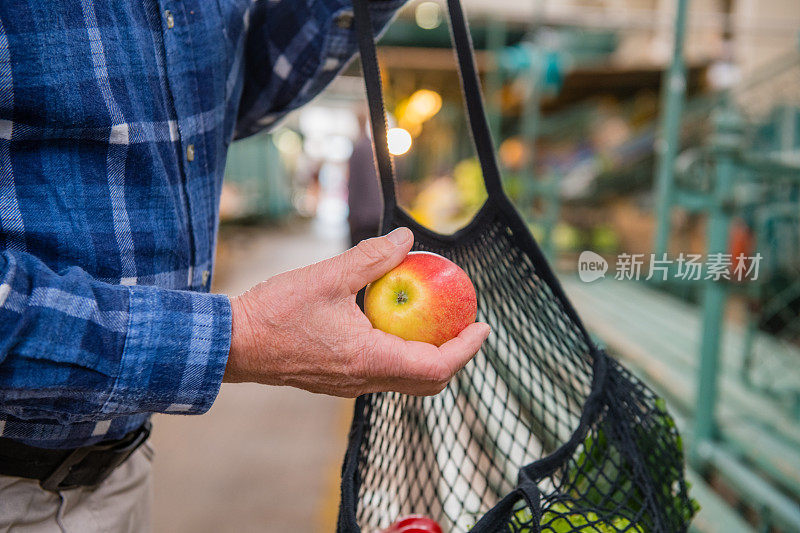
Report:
407,158,487,233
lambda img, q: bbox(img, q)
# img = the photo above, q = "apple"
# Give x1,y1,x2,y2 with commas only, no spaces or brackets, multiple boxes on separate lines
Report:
382,514,443,533
364,251,477,347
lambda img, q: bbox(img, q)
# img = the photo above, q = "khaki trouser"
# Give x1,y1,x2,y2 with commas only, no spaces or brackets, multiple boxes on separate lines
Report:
0,444,153,533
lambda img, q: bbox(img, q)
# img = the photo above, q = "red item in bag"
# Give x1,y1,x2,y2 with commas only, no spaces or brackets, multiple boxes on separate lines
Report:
382,515,443,533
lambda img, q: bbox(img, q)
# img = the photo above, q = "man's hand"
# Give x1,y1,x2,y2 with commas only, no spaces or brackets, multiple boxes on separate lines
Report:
224,227,490,397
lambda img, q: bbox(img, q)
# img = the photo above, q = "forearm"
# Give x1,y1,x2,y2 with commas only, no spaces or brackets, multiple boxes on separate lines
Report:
0,250,230,424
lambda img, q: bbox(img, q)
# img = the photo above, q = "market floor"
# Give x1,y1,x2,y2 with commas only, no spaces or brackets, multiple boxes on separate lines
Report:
150,221,353,533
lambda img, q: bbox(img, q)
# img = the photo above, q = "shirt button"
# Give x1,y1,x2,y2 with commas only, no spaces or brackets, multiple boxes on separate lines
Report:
335,11,354,29
202,270,210,286
165,10,175,29
186,144,195,162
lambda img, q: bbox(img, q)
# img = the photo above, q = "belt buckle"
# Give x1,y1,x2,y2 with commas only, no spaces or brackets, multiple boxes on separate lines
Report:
40,422,151,492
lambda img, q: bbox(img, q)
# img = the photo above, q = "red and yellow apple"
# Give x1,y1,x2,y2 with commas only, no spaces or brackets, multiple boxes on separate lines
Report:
364,251,477,346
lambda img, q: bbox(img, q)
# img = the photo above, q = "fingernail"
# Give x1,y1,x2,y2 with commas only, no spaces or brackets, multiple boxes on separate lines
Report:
387,227,412,245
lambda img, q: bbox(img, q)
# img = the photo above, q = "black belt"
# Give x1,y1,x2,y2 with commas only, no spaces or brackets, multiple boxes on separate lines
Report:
0,422,151,491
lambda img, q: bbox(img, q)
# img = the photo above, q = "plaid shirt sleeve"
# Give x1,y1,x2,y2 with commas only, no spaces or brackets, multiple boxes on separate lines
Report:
235,0,405,137
0,0,404,432
0,250,231,424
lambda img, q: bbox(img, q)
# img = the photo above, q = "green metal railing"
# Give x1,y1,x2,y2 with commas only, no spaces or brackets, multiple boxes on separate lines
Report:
653,0,690,260
651,1,800,526
692,104,743,454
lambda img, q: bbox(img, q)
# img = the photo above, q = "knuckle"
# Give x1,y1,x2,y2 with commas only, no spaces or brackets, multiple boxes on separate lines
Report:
312,260,343,297
354,239,386,267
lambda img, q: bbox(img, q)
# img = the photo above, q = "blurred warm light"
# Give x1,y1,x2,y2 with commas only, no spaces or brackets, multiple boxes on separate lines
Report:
387,127,412,155
499,136,529,170
274,128,302,156
407,89,442,121
397,89,442,136
415,2,441,30
405,122,423,138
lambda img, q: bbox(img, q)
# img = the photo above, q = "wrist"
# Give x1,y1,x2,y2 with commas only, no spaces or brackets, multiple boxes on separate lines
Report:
224,295,255,383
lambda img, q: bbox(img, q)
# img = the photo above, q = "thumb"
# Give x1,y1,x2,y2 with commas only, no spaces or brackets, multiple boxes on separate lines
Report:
336,227,414,294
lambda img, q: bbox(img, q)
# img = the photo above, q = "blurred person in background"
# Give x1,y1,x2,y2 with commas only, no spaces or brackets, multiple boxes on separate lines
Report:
0,2,489,531
348,110,383,247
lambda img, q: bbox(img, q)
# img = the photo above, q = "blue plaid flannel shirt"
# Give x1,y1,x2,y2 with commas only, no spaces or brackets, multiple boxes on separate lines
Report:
0,0,402,449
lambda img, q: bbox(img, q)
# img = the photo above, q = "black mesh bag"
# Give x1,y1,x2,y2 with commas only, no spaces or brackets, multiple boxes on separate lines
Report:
337,1,697,531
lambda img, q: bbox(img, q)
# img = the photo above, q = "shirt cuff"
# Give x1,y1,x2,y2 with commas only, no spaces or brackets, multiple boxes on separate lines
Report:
102,285,232,416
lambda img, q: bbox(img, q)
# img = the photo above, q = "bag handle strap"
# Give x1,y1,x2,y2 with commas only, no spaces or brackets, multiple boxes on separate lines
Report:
353,0,397,209
443,0,504,197
352,0,505,213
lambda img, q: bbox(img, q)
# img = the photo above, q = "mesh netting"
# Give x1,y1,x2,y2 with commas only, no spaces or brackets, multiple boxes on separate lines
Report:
338,1,697,531
339,208,696,533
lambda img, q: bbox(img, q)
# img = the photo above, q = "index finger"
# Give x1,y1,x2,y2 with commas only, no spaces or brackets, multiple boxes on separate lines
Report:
437,322,491,375
367,322,489,384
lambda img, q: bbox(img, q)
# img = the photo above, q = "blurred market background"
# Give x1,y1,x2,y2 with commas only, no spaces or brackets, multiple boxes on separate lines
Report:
151,0,800,531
